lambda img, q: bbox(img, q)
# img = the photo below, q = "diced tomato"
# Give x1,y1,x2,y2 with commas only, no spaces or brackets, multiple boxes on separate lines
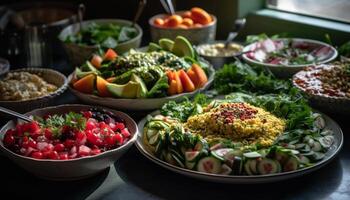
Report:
54,143,65,152
31,151,43,159
121,128,131,138
59,152,69,160
104,49,118,61
91,54,103,68
78,145,91,156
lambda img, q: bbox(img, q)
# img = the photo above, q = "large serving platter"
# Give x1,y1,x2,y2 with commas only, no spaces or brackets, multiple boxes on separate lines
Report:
136,110,343,184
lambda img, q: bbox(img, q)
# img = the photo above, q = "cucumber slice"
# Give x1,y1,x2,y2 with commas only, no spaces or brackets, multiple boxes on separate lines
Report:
232,157,243,175
220,164,232,175
154,138,163,157
148,121,168,129
165,152,176,165
148,132,160,146
243,152,261,159
319,136,334,148
320,129,333,136
223,149,242,166
313,114,325,129
289,139,299,145
209,143,224,151
171,153,185,168
312,152,325,161
170,149,184,161
213,148,234,158
283,156,299,172
244,161,254,175
301,144,311,153
298,155,310,164
257,158,281,175
185,151,200,162
194,140,208,152
211,151,225,161
197,157,222,174
275,151,289,164
146,128,158,140
185,161,196,169
311,141,322,152
301,151,315,157
295,143,306,149
248,159,258,174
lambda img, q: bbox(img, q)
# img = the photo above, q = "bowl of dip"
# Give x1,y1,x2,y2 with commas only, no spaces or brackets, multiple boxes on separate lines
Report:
196,41,243,69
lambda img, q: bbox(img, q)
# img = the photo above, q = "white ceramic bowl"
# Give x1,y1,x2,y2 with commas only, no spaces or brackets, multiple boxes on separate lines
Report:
0,104,138,180
242,38,338,78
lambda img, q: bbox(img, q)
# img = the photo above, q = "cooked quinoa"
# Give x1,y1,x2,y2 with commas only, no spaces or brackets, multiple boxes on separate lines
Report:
184,102,286,147
0,72,57,101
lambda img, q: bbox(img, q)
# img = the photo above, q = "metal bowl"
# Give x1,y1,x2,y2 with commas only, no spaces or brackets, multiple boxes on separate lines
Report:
59,19,143,66
0,104,138,180
149,11,217,45
196,41,243,69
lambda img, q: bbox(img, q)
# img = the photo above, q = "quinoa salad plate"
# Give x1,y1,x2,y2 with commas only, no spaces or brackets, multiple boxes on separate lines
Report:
136,93,343,183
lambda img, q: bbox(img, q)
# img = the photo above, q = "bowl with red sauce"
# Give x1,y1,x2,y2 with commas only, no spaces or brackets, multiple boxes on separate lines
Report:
0,104,138,180
242,38,338,78
293,62,350,114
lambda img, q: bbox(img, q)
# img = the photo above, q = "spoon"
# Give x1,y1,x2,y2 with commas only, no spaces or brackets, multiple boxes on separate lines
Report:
132,0,147,27
0,106,32,122
160,0,175,15
224,18,246,49
76,4,85,33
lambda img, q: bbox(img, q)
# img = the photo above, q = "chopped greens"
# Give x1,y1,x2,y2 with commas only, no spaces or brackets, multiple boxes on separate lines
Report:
214,61,291,95
64,22,137,49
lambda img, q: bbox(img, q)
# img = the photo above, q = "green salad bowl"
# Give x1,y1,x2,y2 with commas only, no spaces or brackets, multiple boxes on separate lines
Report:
59,19,143,66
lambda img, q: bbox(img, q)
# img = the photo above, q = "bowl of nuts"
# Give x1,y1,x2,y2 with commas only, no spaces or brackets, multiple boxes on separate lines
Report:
292,62,350,114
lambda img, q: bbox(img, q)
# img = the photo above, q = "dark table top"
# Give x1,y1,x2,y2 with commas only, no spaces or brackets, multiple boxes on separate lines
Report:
1,58,350,200
1,90,350,200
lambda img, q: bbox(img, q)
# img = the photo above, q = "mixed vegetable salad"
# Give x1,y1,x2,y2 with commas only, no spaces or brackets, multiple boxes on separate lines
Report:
64,22,138,49
245,37,334,65
71,36,210,99
141,60,336,176
3,109,131,160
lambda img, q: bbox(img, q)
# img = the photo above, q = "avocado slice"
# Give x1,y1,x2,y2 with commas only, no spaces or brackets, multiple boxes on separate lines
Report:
148,42,162,52
106,81,139,98
171,36,195,58
130,74,148,98
159,38,174,51
81,61,99,72
106,74,148,98
75,67,100,78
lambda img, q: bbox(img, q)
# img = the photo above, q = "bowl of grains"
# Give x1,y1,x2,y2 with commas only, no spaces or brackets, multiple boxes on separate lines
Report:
292,62,350,114
0,68,68,113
